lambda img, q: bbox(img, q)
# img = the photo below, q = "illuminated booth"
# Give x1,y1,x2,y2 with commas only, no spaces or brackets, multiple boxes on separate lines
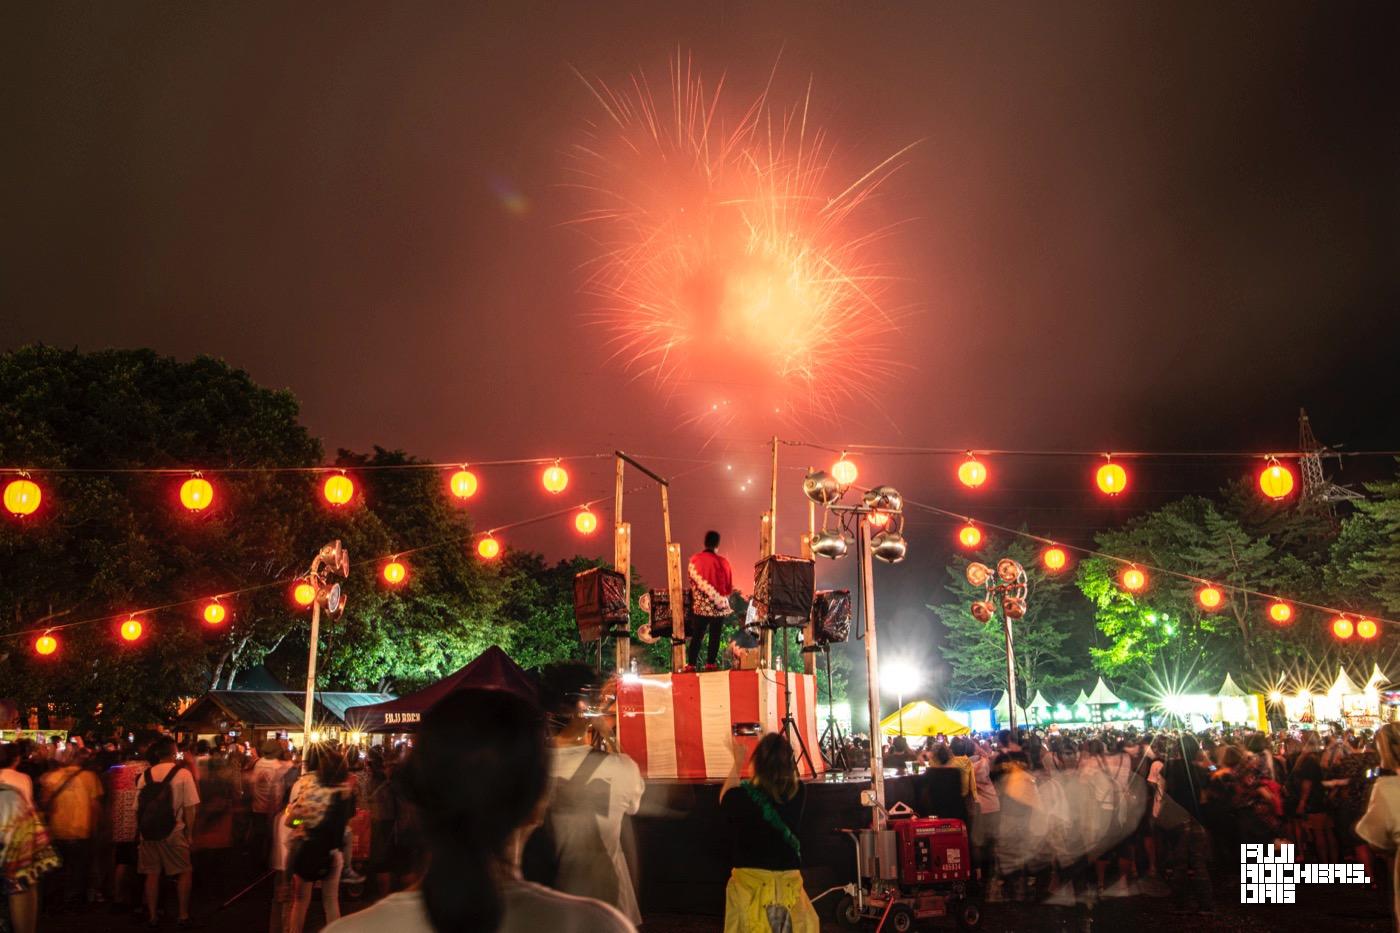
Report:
344,644,536,733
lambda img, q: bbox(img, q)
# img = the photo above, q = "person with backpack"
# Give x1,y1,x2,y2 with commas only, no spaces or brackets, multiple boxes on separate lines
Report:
135,737,199,927
285,746,355,933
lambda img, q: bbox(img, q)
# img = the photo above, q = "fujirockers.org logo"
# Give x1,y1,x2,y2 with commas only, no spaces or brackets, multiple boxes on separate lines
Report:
1240,843,1370,903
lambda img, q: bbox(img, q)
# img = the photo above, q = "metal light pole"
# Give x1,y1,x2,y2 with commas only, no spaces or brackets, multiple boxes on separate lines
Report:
301,541,350,741
967,558,1029,735
857,516,886,830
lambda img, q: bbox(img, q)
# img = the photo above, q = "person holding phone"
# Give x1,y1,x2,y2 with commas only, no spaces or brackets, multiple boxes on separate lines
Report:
719,733,816,932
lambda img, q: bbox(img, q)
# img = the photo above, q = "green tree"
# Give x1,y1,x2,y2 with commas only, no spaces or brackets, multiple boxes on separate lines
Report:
1345,463,1400,615
931,533,1092,705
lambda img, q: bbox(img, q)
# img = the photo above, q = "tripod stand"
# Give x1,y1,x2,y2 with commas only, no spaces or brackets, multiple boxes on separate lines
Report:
815,643,850,770
774,625,818,777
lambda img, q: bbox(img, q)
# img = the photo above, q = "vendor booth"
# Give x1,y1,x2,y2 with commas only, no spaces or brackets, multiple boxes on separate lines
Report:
344,644,536,733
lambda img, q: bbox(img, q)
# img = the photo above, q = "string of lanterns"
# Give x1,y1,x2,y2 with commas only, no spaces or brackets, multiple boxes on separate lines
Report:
4,464,703,658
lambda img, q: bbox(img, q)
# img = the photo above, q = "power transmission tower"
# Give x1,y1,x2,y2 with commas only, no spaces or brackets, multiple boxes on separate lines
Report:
1297,408,1363,516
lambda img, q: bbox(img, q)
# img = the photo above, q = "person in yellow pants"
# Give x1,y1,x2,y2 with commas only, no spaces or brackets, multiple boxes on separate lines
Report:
719,734,819,933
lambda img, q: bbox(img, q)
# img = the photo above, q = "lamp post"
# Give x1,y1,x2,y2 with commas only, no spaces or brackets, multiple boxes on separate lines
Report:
966,558,1029,734
301,541,350,741
804,474,907,833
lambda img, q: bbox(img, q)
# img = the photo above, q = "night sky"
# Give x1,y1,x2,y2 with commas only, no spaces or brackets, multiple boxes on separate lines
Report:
4,3,1398,691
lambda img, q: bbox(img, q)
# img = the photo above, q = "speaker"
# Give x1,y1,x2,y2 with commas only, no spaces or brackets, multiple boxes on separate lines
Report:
752,555,815,629
811,589,852,644
573,567,629,642
642,588,692,639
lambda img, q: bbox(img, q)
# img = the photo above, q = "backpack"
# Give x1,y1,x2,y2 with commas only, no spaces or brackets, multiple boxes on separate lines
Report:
291,791,353,881
137,764,183,842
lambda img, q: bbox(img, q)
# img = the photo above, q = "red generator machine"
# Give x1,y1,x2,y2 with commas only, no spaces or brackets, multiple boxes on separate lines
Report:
833,802,982,932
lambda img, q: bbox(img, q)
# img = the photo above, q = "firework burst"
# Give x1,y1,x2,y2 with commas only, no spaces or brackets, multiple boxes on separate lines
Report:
569,56,914,429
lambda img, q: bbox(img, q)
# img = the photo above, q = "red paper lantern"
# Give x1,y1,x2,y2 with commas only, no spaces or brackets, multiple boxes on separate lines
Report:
1332,616,1354,640
1096,462,1128,496
293,582,317,607
831,456,858,487
957,524,982,549
202,601,226,625
1258,460,1296,501
957,456,987,489
1268,601,1292,625
120,617,143,642
449,468,479,500
477,536,501,560
35,634,57,656
3,478,41,517
1120,566,1147,592
542,463,569,494
323,474,354,505
1357,618,1378,640
1042,546,1068,572
575,508,598,535
383,560,407,585
180,476,214,511
1197,585,1223,610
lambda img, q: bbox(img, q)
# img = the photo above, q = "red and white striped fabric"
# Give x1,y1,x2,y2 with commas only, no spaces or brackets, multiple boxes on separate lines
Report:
616,670,825,780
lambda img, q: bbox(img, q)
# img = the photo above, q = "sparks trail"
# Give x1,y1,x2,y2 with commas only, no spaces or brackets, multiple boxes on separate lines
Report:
568,54,915,428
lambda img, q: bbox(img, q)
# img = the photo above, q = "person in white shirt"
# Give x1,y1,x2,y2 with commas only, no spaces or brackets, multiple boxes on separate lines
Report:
0,744,33,808
134,737,200,925
324,688,633,933
1356,723,1400,933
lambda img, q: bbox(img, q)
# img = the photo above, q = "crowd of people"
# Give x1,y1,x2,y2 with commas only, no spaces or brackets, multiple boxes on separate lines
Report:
3,695,1400,933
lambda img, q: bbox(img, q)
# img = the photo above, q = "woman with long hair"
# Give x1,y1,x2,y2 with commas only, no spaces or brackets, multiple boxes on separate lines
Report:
325,688,633,933
286,746,354,933
1357,723,1400,932
719,733,817,933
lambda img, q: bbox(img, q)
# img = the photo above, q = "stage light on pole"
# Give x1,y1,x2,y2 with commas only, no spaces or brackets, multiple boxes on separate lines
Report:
3,476,41,517
542,461,569,494
957,455,987,489
1258,457,1295,501
1268,601,1292,625
802,469,841,505
449,467,479,499
1096,459,1127,496
868,510,891,528
1042,546,1068,571
871,530,907,564
811,529,849,559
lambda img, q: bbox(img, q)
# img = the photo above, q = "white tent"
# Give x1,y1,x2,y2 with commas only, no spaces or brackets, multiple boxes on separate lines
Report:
1087,677,1122,706
1028,690,1053,717
993,690,1028,725
1367,663,1389,692
1073,689,1091,707
1217,673,1248,698
1329,666,1360,697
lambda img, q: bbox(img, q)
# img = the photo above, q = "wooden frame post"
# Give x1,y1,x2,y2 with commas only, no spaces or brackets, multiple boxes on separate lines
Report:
661,484,686,671
613,455,630,673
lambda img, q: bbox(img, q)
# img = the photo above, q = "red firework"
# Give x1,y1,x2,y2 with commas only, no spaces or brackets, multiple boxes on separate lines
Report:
571,56,913,427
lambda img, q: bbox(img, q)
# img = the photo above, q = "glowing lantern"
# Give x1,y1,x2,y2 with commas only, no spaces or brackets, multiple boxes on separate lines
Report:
449,468,479,499
1258,459,1295,501
575,508,598,535
957,456,987,489
1096,462,1128,496
293,582,317,607
383,560,406,585
1197,585,1223,610
1357,618,1378,640
35,634,57,656
1120,566,1147,592
957,524,982,549
831,455,858,488
1042,546,1068,572
202,601,226,625
542,462,569,494
3,478,41,517
868,510,891,528
477,536,501,560
323,474,354,505
120,617,143,642
179,475,213,511
1268,601,1292,624
1332,616,1354,640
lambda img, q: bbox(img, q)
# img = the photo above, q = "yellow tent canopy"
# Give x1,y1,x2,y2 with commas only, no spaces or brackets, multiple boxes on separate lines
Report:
879,700,971,737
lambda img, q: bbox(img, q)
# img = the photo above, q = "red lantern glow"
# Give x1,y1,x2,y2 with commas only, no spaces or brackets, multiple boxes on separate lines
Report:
1197,585,1223,610
575,508,598,535
120,617,143,642
202,601,226,625
35,634,57,656
957,456,987,489
323,474,354,505
179,476,213,511
383,560,407,585
957,523,982,549
1120,566,1147,592
1096,462,1128,496
1332,616,1354,640
477,536,501,560
1357,618,1378,640
542,463,569,494
831,455,858,487
1268,601,1292,625
449,468,479,499
3,477,41,517
1258,460,1295,501
1042,546,1068,572
293,582,316,607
